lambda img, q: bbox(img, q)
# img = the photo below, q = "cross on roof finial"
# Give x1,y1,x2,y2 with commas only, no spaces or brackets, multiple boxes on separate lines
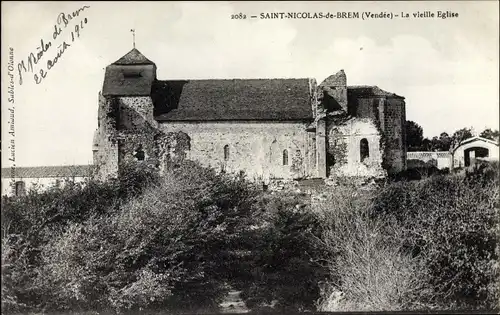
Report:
130,29,136,49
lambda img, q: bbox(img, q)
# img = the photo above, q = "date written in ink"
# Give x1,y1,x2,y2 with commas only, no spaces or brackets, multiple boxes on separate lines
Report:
17,5,90,86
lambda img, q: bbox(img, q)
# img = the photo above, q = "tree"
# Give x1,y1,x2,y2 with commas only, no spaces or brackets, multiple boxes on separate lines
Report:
438,132,452,151
421,138,432,151
418,133,452,152
405,121,424,151
451,127,474,149
479,128,499,142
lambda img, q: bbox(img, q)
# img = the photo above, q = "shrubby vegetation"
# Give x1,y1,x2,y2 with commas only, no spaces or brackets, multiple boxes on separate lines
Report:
372,161,499,310
2,161,499,313
313,180,434,311
315,161,499,311
2,162,327,314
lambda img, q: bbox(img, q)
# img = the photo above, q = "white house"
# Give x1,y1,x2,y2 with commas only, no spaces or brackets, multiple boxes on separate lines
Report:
1,165,92,197
452,136,499,168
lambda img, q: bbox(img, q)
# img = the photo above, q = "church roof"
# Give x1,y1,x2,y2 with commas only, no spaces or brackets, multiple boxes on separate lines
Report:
1,165,92,179
348,85,404,99
112,48,155,65
153,79,314,121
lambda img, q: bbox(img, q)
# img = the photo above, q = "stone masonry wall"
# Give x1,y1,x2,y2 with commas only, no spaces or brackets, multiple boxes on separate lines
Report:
349,97,379,121
94,95,320,182
117,96,157,131
115,96,159,168
326,117,385,178
93,95,162,180
319,70,347,112
383,98,406,174
158,122,314,182
345,95,406,175
93,73,406,182
93,93,119,180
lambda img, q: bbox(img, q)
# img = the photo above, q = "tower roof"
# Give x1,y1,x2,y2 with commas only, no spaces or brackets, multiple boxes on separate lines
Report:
112,48,155,65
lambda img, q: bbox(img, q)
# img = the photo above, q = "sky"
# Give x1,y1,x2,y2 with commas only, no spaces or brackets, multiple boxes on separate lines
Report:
1,1,499,167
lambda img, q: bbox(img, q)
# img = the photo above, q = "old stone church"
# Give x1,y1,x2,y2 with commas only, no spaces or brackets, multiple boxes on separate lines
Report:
92,48,407,184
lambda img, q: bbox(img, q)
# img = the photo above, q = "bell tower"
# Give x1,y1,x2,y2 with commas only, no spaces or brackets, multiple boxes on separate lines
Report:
102,48,157,97
94,47,159,180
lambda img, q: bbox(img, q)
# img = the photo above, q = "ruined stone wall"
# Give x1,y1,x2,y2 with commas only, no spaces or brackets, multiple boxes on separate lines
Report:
383,98,406,174
348,97,380,121
345,95,406,175
306,131,317,178
93,95,162,180
154,131,191,173
319,70,347,112
158,122,314,182
326,117,385,178
309,79,318,118
115,96,159,168
316,119,327,178
92,71,406,182
92,92,119,180
117,96,157,130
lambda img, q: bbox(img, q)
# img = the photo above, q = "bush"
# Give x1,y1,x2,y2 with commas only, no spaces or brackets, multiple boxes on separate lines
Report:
1,162,160,313
2,161,327,313
237,191,329,312
3,160,497,313
313,179,431,311
373,162,499,310
20,161,258,312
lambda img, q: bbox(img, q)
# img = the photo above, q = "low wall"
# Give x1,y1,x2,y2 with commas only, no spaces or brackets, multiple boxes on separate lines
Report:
407,151,452,170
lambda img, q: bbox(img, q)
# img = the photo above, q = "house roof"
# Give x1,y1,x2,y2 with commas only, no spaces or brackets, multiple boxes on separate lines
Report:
1,165,92,179
153,78,314,121
348,85,404,99
112,48,155,65
453,136,499,151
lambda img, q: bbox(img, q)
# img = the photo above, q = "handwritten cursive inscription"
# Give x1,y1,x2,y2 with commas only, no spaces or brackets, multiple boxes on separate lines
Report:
17,5,90,86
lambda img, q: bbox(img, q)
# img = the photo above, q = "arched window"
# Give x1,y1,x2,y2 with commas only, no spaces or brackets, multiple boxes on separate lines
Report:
283,149,289,165
360,138,369,161
224,145,230,161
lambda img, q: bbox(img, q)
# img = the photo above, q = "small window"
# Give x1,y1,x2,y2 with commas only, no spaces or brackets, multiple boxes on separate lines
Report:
134,145,145,161
224,145,230,161
283,149,289,165
15,181,26,197
360,138,369,162
122,70,142,78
